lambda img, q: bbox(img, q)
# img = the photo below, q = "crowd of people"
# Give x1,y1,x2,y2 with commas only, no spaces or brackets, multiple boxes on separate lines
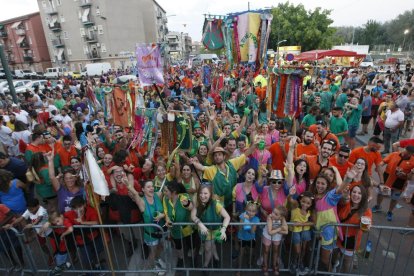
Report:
0,62,414,276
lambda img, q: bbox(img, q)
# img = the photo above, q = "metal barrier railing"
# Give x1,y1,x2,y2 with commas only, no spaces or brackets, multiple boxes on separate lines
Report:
0,222,413,275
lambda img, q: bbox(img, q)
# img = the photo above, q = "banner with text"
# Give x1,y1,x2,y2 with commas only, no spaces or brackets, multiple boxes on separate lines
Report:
135,43,164,86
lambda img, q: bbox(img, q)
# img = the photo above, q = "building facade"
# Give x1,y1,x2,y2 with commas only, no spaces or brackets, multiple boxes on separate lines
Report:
0,12,52,72
166,31,192,61
36,0,167,71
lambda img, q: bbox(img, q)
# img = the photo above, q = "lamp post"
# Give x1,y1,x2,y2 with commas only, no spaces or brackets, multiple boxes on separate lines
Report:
402,29,409,51
276,39,287,67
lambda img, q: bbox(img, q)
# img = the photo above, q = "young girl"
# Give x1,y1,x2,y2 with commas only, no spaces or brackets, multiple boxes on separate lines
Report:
236,201,260,275
262,205,288,276
289,191,315,274
190,184,230,270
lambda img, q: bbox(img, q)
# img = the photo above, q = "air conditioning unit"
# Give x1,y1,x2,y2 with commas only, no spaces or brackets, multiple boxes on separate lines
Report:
96,43,100,47
96,9,101,16
93,26,98,31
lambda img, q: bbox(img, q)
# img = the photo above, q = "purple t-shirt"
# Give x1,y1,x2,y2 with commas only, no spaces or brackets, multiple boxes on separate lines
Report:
57,186,84,213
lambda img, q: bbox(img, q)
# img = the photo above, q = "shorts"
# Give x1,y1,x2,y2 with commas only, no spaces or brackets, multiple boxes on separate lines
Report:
348,125,358,138
145,238,160,247
391,189,402,201
239,239,256,248
262,227,282,246
340,247,354,257
292,230,312,245
373,122,382,136
321,240,337,251
361,116,372,124
371,105,379,118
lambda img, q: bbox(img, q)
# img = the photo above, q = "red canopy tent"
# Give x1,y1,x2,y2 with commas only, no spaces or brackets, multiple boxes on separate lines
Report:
295,49,365,61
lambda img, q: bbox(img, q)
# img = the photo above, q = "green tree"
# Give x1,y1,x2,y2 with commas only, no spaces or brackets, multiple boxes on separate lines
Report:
268,3,336,52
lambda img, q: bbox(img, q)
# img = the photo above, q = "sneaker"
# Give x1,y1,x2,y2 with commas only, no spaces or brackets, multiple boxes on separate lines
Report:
49,265,63,276
257,256,263,266
387,211,393,221
372,205,382,213
156,258,166,269
155,263,166,275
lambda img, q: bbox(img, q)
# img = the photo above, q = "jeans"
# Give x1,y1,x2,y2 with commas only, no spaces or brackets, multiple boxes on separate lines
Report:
383,127,399,153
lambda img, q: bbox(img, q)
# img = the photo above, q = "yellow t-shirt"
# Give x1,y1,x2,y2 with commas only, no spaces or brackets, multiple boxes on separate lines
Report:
203,154,247,181
290,208,311,232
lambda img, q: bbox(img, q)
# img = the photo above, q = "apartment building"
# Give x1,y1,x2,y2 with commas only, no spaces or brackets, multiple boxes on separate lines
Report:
0,12,52,72
36,0,168,71
166,31,192,61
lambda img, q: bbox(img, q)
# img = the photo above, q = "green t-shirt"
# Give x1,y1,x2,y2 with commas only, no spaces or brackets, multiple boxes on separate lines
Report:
320,91,334,113
301,114,316,128
329,84,339,94
55,99,66,110
346,105,363,128
336,93,348,108
329,116,348,143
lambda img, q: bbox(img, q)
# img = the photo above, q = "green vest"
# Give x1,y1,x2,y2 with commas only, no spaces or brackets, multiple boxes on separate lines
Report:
212,162,237,207
200,200,222,230
163,194,193,239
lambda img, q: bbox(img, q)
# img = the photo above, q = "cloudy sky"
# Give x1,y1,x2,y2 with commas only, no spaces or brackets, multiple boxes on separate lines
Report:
0,0,412,41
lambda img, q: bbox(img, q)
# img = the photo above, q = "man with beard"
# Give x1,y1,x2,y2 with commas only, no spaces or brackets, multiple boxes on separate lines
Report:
329,107,348,144
189,142,256,209
328,145,353,179
372,146,414,221
296,129,318,157
268,129,290,171
189,122,208,156
315,120,340,152
349,136,384,184
301,139,336,181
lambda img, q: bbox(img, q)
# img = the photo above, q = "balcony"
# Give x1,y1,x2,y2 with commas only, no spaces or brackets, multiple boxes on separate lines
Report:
23,54,34,62
19,42,30,49
52,39,65,47
79,0,92,7
49,22,61,32
85,32,98,43
87,52,101,60
81,15,94,26
46,7,58,15
15,28,25,36
0,31,7,37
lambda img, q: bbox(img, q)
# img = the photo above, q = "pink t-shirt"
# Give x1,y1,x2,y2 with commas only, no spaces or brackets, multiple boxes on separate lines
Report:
260,185,287,219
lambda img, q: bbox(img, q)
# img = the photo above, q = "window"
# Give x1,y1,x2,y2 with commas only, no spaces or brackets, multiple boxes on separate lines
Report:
97,25,103,35
80,28,85,36
42,1,47,8
101,43,106,53
57,0,62,6
46,17,50,24
60,15,65,23
25,22,29,30
63,31,68,39
78,10,82,20
67,48,72,56
83,45,89,54
28,37,32,45
96,8,100,16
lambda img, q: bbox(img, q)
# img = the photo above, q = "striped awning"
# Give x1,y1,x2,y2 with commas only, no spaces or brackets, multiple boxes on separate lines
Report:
11,21,22,29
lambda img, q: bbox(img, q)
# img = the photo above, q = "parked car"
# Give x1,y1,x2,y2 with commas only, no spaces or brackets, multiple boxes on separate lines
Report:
3,80,31,93
44,67,67,79
15,80,47,93
65,71,82,79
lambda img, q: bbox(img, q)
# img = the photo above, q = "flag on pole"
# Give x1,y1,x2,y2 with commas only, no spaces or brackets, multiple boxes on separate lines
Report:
135,43,164,86
84,149,109,196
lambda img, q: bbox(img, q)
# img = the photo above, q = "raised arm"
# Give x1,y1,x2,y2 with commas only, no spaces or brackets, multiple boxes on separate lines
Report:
285,137,298,187
45,151,61,191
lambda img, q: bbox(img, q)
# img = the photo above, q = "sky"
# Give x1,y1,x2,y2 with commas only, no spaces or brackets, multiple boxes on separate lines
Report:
0,0,412,41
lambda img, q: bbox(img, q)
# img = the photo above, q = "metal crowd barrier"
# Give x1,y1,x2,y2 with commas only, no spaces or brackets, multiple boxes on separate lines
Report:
0,222,413,275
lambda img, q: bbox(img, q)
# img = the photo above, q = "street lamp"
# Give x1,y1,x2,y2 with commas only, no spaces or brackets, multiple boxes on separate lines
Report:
276,39,287,67
403,29,409,51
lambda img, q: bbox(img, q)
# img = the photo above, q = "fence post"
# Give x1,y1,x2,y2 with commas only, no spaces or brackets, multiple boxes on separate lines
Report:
13,228,37,274
163,229,173,274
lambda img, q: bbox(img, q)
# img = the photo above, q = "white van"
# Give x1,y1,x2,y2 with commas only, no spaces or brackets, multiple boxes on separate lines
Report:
81,63,111,77
14,70,25,78
44,67,67,79
360,55,374,68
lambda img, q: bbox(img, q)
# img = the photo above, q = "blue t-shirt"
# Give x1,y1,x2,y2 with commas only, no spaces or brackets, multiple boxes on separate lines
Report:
237,213,260,241
361,96,372,117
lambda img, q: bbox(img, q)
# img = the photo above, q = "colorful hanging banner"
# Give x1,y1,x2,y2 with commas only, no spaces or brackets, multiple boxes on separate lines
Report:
135,43,164,86
237,12,261,63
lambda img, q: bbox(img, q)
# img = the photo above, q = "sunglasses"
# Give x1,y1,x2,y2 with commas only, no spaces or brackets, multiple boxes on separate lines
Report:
338,153,349,158
246,200,261,206
270,180,283,185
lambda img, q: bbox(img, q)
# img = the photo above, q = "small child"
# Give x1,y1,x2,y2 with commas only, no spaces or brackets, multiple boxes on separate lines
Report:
289,191,315,274
261,205,288,276
41,211,73,275
5,198,54,266
237,201,260,275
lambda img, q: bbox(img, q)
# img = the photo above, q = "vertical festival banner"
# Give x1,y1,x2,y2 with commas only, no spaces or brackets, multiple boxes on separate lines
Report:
135,43,164,86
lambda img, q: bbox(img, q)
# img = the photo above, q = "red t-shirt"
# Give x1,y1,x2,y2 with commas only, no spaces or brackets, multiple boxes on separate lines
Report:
64,206,98,245
329,156,353,179
399,139,414,148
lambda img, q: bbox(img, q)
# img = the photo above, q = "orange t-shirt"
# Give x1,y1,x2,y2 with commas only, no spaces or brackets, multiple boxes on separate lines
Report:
56,146,79,168
338,201,372,250
329,156,353,179
349,147,382,176
296,143,319,157
269,142,290,171
308,124,318,136
305,155,329,181
383,152,414,189
316,132,340,152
